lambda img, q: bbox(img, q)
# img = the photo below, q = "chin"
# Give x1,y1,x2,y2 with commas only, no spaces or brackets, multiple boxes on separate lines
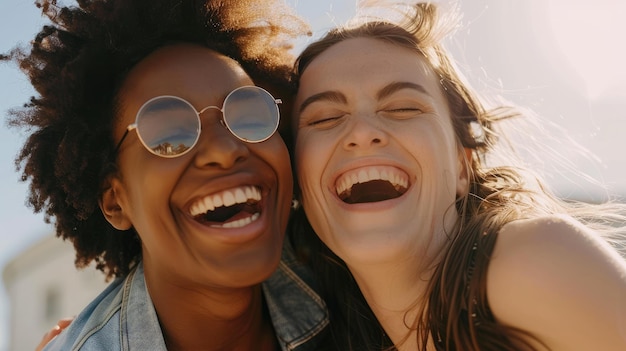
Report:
325,232,402,265
243,243,284,280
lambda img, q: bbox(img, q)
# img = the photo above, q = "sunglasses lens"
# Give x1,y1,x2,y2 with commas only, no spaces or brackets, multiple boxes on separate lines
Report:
136,97,200,157
223,87,279,142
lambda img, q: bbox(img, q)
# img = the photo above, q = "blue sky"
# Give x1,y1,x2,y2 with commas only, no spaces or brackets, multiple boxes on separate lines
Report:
1,1,625,349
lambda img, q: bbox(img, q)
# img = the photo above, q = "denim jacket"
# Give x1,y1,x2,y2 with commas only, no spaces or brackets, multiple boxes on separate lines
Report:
43,243,329,351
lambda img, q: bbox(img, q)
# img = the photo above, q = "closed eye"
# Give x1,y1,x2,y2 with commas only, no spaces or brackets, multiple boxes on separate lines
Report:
387,107,423,113
308,115,345,127
380,107,424,119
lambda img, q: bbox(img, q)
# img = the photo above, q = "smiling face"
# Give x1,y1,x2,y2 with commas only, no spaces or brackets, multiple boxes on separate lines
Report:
294,37,468,265
102,43,292,289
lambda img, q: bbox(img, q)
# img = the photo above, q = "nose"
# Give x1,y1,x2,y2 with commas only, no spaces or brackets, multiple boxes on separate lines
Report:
193,117,249,169
343,115,388,150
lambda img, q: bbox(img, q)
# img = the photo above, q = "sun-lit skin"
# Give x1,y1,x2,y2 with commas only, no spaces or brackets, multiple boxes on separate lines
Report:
294,38,469,347
294,37,468,270
293,37,473,348
293,35,626,351
99,43,292,349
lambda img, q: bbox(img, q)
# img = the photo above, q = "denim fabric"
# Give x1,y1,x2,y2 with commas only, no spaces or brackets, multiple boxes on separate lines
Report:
42,243,329,351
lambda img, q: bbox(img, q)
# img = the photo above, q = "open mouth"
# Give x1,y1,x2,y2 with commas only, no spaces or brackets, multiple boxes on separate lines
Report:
189,185,262,228
336,166,409,204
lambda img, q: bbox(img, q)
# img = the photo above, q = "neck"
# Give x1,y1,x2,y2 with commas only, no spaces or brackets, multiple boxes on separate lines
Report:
144,267,277,351
349,260,427,350
345,234,448,351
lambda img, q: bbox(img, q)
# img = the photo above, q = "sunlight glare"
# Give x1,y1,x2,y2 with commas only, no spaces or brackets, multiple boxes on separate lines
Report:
545,0,626,99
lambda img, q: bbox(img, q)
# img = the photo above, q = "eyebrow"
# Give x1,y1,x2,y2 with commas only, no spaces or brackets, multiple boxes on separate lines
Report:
377,81,430,100
298,91,347,114
297,81,430,114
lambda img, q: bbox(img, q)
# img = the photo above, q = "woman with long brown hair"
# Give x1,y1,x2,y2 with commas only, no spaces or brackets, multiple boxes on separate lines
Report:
290,2,626,350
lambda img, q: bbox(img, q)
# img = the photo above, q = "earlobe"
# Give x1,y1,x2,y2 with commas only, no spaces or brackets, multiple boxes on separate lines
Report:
99,176,132,230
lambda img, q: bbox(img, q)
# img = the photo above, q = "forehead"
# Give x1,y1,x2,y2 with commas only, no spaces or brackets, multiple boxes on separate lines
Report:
119,43,252,112
297,37,441,98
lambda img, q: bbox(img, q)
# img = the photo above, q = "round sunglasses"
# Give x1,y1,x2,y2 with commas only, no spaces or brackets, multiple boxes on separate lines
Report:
115,86,281,158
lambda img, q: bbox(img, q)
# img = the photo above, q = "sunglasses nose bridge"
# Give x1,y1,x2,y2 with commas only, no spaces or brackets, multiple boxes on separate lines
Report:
197,105,229,134
197,105,223,117
191,115,251,168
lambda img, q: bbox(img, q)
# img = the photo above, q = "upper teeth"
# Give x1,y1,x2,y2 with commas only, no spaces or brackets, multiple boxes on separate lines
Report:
190,185,261,216
335,166,409,196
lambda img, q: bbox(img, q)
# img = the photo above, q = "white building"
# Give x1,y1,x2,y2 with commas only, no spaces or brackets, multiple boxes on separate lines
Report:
2,234,109,351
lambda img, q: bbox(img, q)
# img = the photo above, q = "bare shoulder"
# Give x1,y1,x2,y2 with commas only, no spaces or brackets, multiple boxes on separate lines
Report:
486,214,626,350
492,214,619,259
490,214,624,274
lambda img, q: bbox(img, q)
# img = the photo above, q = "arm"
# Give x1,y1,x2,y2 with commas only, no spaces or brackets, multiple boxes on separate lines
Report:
487,215,626,351
35,317,73,351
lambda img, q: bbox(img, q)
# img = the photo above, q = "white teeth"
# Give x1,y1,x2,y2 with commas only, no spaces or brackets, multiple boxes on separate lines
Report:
380,168,389,182
244,187,254,199
371,167,381,181
222,191,235,207
335,166,409,196
235,188,246,203
358,169,368,183
213,212,260,228
189,185,261,217
213,194,223,208
203,197,214,212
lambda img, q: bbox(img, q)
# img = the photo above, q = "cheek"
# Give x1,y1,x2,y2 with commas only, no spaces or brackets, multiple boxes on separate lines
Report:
261,140,294,233
402,119,457,160
294,135,336,241
124,167,176,221
258,137,293,198
294,134,325,196
117,152,184,214
405,130,462,198
275,149,294,199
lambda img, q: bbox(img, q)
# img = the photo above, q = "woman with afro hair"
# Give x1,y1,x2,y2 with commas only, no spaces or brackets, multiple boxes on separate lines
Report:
4,0,329,350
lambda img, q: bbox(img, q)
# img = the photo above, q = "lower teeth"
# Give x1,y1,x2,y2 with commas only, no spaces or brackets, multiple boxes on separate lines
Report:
211,212,260,228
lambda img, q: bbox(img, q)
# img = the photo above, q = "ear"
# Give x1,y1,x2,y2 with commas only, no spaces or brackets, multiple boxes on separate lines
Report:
455,146,472,197
99,174,132,230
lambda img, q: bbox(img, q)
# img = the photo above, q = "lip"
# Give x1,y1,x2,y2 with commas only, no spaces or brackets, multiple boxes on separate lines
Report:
185,205,273,245
328,157,414,211
188,185,262,217
183,171,278,245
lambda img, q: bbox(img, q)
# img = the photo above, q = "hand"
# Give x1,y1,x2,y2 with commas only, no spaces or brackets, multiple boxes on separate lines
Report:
34,317,74,351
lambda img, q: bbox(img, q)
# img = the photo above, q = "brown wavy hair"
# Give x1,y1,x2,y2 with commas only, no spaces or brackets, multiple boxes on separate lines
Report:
289,2,626,350
2,0,309,279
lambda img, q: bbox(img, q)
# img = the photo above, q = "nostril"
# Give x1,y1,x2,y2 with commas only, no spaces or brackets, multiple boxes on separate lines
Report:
372,138,381,144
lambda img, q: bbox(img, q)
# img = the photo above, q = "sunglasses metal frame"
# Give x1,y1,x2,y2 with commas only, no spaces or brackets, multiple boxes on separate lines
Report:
114,86,281,158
